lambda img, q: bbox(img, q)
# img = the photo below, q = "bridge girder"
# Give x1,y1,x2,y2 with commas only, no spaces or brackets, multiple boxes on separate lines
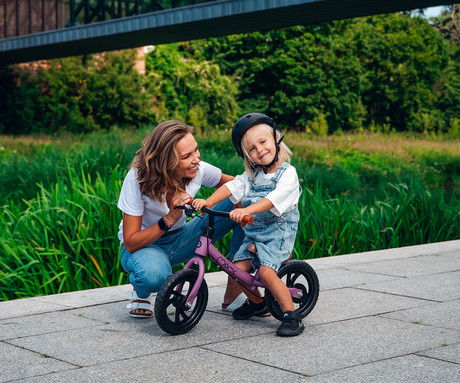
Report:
0,0,449,65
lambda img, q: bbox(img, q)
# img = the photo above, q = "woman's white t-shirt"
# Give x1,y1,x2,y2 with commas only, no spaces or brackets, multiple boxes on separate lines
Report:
225,164,300,217
117,161,221,244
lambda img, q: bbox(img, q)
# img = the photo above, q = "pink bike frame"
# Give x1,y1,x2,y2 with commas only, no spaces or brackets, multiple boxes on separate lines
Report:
181,235,302,308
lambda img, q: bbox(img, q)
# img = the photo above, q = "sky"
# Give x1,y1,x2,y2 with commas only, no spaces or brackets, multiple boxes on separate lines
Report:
422,5,446,18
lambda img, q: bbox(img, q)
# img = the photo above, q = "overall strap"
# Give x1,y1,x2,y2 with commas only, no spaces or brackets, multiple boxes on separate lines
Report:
271,162,289,185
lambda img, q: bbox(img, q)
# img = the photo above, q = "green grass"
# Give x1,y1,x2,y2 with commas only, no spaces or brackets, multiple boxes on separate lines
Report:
0,130,459,300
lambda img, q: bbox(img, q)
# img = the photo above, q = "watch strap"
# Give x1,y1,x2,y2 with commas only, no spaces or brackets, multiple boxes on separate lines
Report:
158,217,170,231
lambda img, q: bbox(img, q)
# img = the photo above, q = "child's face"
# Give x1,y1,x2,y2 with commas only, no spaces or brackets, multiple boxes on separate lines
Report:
243,124,276,167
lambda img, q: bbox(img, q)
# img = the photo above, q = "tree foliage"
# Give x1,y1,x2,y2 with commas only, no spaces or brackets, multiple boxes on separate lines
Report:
192,12,457,133
0,51,152,134
0,11,458,135
145,43,239,132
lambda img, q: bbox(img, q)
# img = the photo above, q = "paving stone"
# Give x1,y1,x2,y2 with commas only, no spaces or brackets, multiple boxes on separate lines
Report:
0,298,68,320
33,284,133,308
382,299,460,331
8,311,274,367
307,240,460,270
316,268,398,290
356,271,460,301
204,270,228,287
304,287,429,325
0,342,75,382
0,311,104,340
202,316,460,376
308,354,460,383
2,240,459,382
347,254,459,277
20,347,303,383
420,342,460,364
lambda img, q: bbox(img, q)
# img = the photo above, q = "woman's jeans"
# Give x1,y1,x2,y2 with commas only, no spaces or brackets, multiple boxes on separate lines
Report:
120,198,243,298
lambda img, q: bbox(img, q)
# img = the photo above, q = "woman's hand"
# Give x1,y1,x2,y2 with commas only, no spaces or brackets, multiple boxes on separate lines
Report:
192,198,207,211
164,191,192,225
229,207,252,223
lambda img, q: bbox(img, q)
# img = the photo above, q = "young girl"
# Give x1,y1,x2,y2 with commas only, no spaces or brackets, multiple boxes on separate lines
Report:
193,113,303,337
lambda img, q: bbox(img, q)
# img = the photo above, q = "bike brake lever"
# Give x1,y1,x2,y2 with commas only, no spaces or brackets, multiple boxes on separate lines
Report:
174,204,196,217
184,204,195,217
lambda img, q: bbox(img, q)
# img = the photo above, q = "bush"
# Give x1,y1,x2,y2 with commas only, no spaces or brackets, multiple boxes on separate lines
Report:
0,51,152,134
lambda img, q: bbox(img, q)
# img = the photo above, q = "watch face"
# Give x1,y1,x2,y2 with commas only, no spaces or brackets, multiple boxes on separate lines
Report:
159,217,169,231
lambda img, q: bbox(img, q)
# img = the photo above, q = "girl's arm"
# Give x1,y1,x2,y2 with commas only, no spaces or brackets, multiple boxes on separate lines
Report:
230,197,273,223
193,185,232,210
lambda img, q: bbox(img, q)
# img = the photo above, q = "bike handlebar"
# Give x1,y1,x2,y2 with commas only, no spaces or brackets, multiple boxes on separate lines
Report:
175,199,254,225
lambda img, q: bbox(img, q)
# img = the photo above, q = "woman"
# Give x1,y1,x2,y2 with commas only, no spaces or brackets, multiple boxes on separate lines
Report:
118,120,242,317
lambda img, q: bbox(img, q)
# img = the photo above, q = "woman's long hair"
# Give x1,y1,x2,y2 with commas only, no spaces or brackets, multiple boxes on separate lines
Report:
131,120,194,202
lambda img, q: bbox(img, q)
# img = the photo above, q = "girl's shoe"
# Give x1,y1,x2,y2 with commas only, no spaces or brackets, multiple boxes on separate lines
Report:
232,299,270,320
276,311,304,336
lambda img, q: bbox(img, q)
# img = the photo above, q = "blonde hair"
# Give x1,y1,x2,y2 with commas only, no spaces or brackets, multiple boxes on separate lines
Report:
131,120,194,202
241,123,292,178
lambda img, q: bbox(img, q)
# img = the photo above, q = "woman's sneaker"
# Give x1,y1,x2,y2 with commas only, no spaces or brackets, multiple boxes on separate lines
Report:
232,299,270,320
276,311,305,336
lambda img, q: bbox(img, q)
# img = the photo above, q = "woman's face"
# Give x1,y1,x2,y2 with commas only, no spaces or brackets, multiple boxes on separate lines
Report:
244,124,276,167
175,133,201,179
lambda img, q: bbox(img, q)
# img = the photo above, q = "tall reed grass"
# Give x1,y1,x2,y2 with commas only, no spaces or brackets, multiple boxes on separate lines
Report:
0,165,125,300
293,181,459,259
0,131,459,300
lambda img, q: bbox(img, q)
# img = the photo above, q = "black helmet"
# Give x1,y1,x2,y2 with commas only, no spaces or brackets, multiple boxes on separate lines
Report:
232,113,278,158
231,112,284,174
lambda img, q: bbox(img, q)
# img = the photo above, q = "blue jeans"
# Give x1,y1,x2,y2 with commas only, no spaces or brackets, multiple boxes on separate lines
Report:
120,198,243,298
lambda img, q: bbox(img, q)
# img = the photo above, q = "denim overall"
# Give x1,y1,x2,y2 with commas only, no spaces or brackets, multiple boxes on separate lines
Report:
232,162,300,272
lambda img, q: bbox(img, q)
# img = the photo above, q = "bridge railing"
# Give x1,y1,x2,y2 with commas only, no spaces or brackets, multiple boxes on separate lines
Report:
67,0,217,27
0,0,217,40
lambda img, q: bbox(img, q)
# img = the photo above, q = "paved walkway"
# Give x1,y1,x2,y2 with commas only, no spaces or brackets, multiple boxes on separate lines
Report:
1,240,459,382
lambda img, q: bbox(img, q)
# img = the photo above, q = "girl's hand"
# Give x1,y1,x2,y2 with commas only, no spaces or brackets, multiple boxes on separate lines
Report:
229,208,251,223
192,198,207,211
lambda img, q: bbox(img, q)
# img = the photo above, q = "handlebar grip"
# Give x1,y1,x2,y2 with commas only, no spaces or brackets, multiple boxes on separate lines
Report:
242,216,254,225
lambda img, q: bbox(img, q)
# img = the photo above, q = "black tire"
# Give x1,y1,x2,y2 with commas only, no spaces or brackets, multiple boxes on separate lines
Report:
265,260,319,321
154,269,208,335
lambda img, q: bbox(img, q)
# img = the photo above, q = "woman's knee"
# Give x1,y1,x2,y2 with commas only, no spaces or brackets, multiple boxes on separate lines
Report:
129,247,172,294
144,266,171,292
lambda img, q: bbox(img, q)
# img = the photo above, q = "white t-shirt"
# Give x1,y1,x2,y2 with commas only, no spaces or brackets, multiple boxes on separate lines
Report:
117,161,221,244
225,164,300,217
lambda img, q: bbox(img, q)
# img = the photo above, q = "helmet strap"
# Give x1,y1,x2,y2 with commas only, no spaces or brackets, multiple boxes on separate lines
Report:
258,130,285,174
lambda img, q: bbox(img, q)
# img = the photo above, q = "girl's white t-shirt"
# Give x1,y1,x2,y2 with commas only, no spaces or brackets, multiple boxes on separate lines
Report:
117,161,221,244
225,164,300,217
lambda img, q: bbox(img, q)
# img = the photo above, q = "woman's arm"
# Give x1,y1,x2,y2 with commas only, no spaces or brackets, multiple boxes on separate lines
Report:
123,213,166,253
123,191,191,253
214,173,234,189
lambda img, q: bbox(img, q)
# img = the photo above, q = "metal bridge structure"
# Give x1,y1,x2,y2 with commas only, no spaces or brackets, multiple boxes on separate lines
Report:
0,1,449,65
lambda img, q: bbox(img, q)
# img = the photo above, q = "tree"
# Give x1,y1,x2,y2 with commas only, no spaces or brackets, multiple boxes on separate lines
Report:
192,13,451,133
432,4,460,44
145,43,240,132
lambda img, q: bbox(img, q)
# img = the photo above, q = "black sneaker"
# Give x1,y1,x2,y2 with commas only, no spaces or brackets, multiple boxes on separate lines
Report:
232,299,270,320
276,311,305,337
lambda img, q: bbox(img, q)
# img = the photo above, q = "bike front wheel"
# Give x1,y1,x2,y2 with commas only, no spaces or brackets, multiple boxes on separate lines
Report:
154,269,208,335
265,260,319,321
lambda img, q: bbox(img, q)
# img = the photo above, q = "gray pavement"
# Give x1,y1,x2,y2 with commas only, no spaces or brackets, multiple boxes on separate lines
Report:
1,240,459,382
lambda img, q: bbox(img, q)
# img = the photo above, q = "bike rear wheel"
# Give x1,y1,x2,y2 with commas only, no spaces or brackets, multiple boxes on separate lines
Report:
154,269,208,335
265,260,319,321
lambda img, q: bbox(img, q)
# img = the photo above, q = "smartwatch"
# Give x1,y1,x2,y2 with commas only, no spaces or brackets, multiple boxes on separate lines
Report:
158,217,170,231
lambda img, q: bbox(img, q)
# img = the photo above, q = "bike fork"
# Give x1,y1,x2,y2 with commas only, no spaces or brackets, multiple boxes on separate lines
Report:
179,256,206,308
